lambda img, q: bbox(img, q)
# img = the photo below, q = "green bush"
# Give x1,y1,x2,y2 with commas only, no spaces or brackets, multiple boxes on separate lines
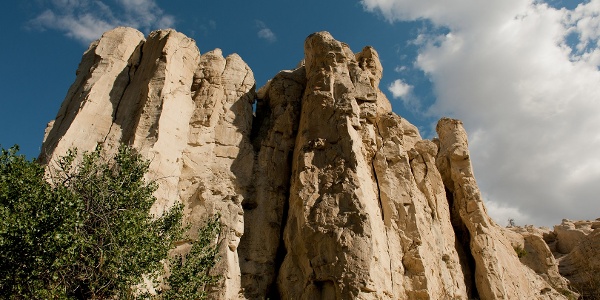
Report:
0,145,185,299
162,215,221,299
513,245,528,258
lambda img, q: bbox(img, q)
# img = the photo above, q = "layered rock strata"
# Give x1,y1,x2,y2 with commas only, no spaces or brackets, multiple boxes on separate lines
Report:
40,27,578,299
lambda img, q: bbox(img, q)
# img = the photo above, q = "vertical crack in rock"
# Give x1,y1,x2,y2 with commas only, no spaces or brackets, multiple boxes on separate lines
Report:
239,66,305,299
39,27,146,164
445,186,479,299
371,159,384,223
103,40,144,145
436,117,573,300
371,119,385,224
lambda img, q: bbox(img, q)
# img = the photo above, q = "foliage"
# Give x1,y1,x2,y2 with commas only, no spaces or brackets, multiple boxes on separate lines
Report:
162,215,221,299
0,145,68,298
513,245,528,258
0,145,183,299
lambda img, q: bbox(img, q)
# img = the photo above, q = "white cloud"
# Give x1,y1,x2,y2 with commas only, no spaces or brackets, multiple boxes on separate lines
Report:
31,9,115,43
388,79,412,99
389,79,422,114
484,198,531,227
256,20,276,43
29,0,175,44
362,0,600,226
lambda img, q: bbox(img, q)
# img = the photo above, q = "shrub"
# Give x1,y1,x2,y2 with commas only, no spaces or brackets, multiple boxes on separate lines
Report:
0,145,183,299
162,215,221,299
513,245,528,258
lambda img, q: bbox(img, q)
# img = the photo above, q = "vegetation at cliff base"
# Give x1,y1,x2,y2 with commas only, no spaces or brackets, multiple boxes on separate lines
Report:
163,215,221,299
0,145,220,299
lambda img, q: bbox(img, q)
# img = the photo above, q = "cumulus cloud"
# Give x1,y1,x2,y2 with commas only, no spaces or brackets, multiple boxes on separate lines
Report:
256,20,276,42
362,0,600,226
388,79,412,98
389,79,423,115
29,0,175,44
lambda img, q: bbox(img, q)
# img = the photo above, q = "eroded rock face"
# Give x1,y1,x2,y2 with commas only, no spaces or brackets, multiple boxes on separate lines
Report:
41,28,581,299
505,226,571,294
558,226,600,299
238,66,306,299
514,219,600,299
40,27,145,164
436,118,569,300
40,27,255,300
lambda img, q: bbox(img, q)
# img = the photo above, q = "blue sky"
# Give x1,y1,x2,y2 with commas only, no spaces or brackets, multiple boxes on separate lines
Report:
1,0,599,227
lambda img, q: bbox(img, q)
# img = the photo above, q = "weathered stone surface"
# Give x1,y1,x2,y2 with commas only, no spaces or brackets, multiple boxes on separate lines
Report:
238,66,306,298
41,28,586,300
277,32,388,299
40,27,145,164
40,28,254,299
176,48,255,300
526,219,600,299
374,115,469,299
436,118,569,300
553,219,595,254
558,227,600,299
506,226,571,294
276,32,471,300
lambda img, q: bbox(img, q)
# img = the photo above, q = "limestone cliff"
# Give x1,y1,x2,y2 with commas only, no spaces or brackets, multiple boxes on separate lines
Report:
40,27,584,299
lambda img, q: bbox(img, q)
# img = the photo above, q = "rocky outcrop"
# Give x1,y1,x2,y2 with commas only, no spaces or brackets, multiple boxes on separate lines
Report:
40,27,582,299
40,27,255,299
511,219,600,299
435,118,569,300
558,224,600,299
40,27,145,164
505,225,571,295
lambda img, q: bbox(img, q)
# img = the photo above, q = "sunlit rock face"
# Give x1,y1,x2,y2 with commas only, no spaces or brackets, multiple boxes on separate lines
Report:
41,27,579,299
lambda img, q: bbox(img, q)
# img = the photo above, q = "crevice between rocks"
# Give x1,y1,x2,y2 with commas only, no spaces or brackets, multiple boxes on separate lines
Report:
267,184,290,300
372,159,384,223
372,119,386,224
102,41,144,145
446,188,480,299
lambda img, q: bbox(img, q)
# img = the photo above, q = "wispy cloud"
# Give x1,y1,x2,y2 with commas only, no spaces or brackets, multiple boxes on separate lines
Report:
256,20,276,43
28,0,175,44
394,65,408,72
362,0,600,226
195,19,217,37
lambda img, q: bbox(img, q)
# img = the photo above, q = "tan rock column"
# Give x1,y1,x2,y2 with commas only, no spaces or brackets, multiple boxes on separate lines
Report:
436,117,568,300
277,31,395,300
40,27,145,163
176,49,255,299
238,66,306,299
373,114,468,299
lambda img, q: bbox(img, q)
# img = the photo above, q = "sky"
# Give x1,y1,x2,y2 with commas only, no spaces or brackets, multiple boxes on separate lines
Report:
1,0,598,227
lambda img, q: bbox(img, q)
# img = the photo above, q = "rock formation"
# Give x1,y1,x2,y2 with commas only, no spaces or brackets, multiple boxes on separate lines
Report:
40,27,591,299
507,219,600,299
